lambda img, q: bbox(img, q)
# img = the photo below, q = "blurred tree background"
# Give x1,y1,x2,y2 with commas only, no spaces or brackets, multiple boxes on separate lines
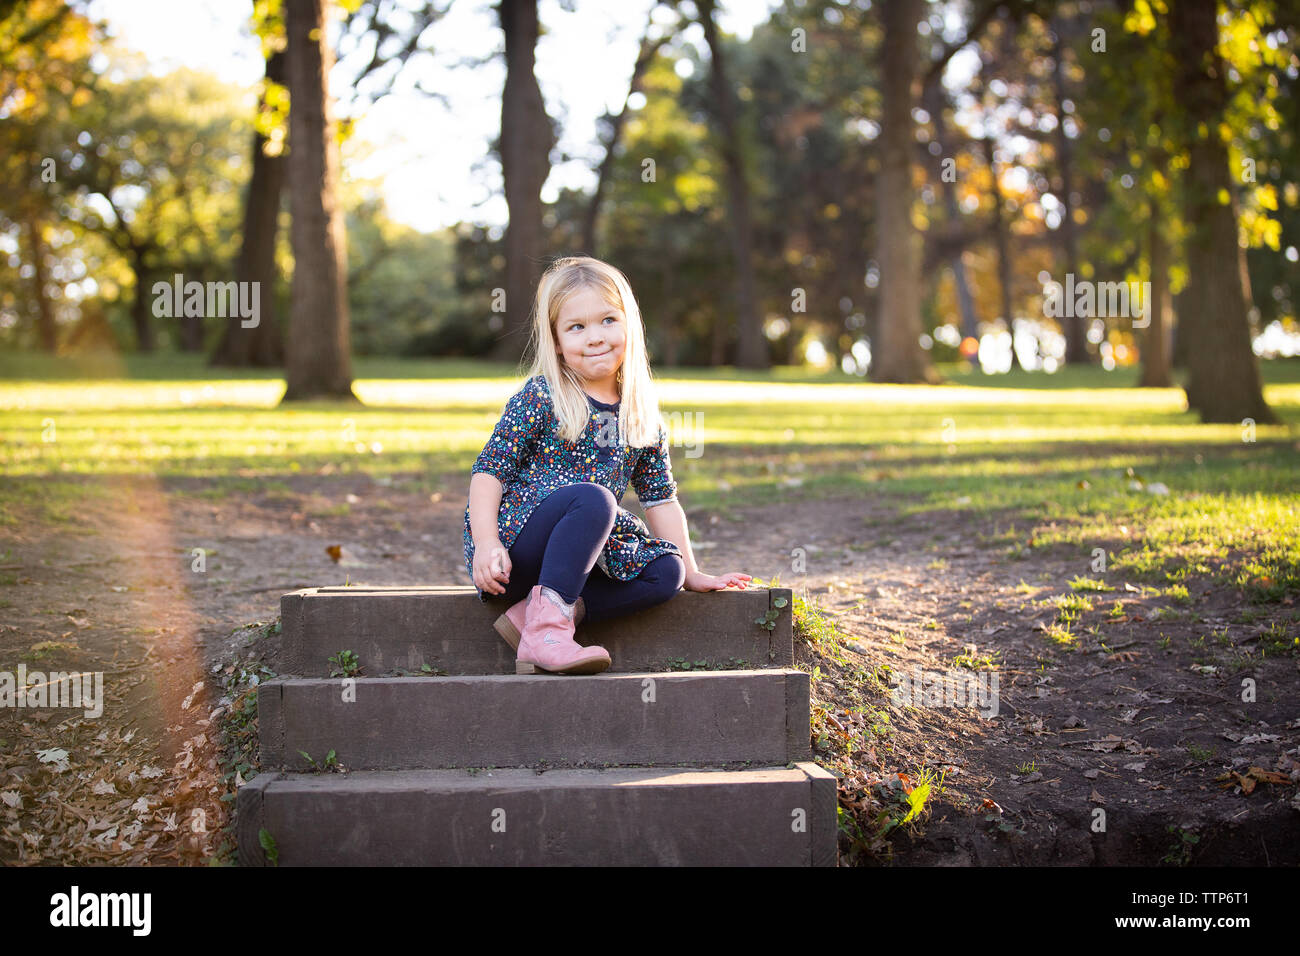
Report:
0,0,1296,421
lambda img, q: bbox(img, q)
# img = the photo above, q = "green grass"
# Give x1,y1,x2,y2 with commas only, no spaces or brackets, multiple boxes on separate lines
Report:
2,352,1298,603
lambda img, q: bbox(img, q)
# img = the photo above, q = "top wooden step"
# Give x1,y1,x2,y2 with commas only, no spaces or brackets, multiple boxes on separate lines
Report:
278,585,793,677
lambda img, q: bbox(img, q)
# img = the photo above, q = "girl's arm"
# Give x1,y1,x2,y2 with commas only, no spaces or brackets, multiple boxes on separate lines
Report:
634,422,750,592
644,500,751,592
468,472,506,549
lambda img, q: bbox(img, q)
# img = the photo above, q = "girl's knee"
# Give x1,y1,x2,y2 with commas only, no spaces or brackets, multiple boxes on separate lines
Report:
645,554,686,594
569,481,618,513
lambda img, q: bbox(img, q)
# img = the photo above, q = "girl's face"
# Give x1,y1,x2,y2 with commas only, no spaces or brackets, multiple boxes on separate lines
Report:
554,287,626,391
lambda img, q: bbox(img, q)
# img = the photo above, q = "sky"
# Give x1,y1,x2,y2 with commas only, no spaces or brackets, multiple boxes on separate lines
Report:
85,0,780,234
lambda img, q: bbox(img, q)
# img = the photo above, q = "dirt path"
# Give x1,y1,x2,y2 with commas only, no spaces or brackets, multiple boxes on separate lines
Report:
1,473,1296,864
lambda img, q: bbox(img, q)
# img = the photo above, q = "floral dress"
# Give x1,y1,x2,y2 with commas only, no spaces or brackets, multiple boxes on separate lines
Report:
462,374,682,602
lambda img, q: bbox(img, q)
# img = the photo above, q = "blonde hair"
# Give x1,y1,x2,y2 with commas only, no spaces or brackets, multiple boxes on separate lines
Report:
520,256,665,447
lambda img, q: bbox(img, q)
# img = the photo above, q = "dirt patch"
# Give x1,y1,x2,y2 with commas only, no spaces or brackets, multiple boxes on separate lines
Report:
704,491,1300,865
1,474,1295,864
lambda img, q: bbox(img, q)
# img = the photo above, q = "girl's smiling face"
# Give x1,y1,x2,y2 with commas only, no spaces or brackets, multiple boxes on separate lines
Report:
554,287,626,392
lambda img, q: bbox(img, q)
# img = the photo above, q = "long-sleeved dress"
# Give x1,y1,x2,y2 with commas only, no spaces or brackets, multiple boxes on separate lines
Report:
462,374,682,602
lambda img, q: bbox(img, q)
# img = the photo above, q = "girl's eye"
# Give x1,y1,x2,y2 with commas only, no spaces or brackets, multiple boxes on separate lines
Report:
568,316,617,331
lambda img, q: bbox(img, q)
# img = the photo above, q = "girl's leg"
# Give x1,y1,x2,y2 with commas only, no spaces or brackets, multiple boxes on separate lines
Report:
578,553,686,624
493,482,618,607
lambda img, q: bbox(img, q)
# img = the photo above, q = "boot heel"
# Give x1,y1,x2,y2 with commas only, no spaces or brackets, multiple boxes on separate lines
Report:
515,661,539,675
494,615,521,650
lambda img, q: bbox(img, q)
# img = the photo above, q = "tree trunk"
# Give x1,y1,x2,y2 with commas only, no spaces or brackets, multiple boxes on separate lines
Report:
983,136,1022,371
1169,0,1274,423
24,214,57,352
282,0,355,402
212,50,287,368
1138,198,1172,388
494,0,554,364
1052,17,1089,364
698,0,767,370
871,0,937,383
130,252,155,353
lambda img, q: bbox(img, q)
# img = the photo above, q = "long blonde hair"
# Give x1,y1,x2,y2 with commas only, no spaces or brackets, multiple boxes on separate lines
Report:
520,256,665,448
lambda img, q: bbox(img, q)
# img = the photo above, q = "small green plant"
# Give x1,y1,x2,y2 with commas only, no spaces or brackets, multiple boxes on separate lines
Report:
1259,622,1300,656
1016,760,1038,774
1162,826,1199,866
258,828,279,866
755,595,790,632
1054,592,1093,623
951,647,1000,670
1069,575,1114,593
1043,622,1078,647
1165,583,1192,605
1185,744,1215,762
899,767,941,825
1108,602,1127,619
298,748,339,772
329,650,361,678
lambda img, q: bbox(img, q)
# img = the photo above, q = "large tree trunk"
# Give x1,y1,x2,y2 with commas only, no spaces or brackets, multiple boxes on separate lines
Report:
1139,197,1172,388
494,0,554,364
1051,17,1089,364
871,0,937,383
983,136,1022,371
212,50,287,368
24,214,57,352
698,0,766,370
1168,0,1274,423
282,0,355,402
130,250,155,353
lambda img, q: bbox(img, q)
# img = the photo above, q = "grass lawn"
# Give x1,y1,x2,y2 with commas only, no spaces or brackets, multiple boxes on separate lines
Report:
2,351,1298,605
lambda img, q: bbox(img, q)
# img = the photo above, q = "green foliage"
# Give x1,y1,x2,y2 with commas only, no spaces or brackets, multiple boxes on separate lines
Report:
328,650,361,678
1162,825,1200,866
258,828,279,866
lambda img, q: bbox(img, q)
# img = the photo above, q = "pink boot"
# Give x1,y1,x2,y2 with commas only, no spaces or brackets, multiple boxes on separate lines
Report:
515,585,610,675
495,594,585,650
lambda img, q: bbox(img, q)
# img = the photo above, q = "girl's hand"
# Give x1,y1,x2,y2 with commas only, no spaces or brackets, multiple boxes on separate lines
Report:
683,570,752,592
473,540,511,595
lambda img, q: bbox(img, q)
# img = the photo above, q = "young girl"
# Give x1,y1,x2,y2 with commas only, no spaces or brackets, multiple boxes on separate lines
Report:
462,255,752,676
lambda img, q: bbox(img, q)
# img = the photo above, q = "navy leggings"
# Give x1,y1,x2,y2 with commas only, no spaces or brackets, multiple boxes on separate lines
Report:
487,482,685,625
